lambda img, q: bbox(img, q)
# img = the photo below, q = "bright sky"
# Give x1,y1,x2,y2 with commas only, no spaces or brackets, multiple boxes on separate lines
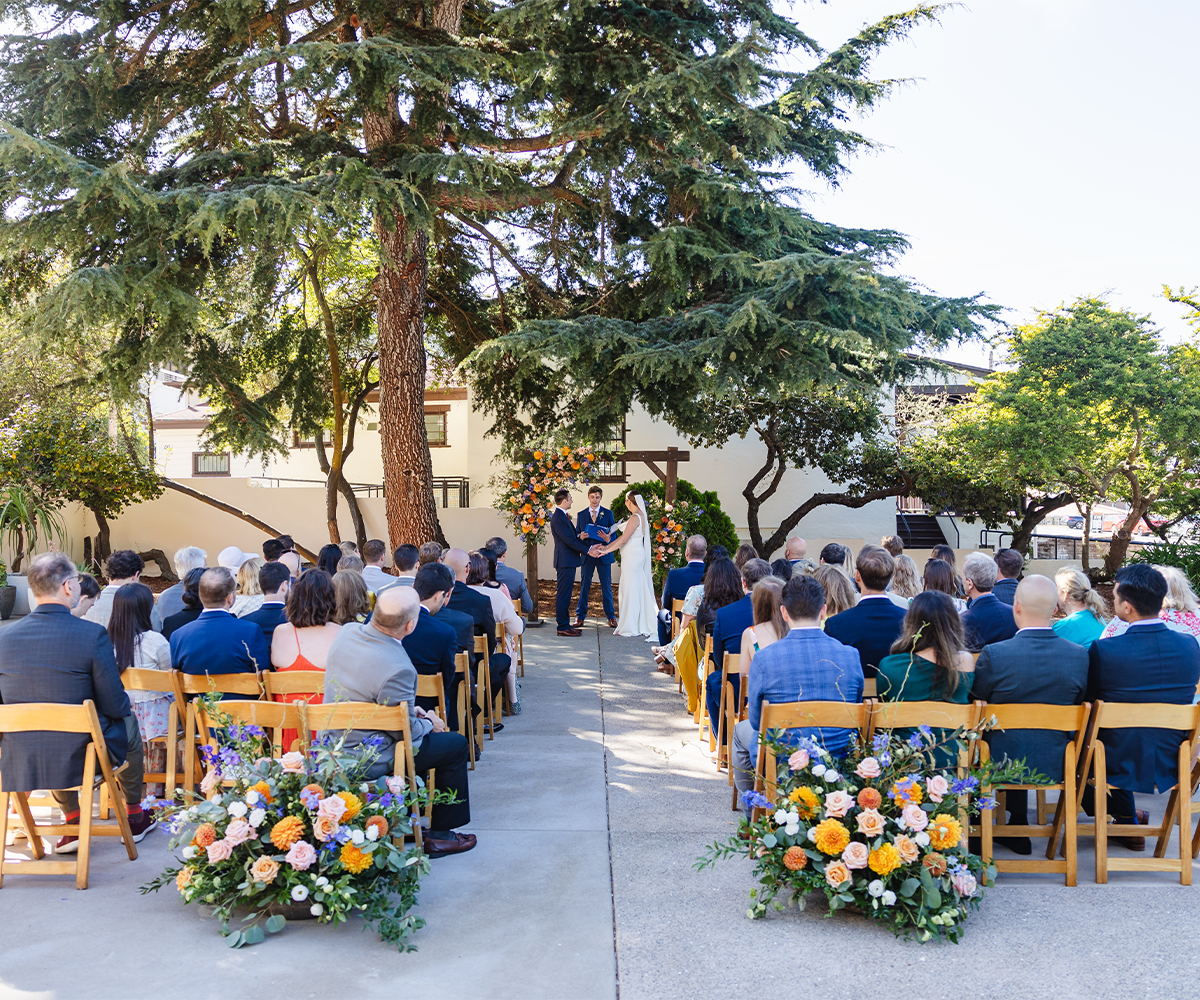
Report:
792,0,1200,366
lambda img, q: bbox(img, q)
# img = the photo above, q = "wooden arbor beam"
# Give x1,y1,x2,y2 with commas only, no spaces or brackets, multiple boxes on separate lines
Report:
615,448,690,503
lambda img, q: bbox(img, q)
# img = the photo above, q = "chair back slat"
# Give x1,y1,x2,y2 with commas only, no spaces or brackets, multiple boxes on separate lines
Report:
0,701,95,735
300,701,409,732
121,668,173,693
759,700,871,732
984,702,1091,732
195,701,302,756
870,700,980,731
263,671,327,698
1094,702,1200,733
173,670,264,699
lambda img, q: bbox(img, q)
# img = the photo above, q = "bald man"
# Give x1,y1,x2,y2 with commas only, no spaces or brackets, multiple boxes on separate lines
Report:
971,575,1089,854
324,586,476,856
785,536,807,563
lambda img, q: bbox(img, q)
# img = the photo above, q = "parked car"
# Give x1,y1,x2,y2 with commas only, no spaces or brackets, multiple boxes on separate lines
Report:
1066,516,1084,529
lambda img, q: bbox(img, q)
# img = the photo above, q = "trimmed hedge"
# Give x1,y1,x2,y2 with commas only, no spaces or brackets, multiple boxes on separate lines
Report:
611,478,740,559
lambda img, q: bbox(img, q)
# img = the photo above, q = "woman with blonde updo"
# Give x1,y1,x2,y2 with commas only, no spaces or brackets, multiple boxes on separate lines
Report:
1052,567,1108,646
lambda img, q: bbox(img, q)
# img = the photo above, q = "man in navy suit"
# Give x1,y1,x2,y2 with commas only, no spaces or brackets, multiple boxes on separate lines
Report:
657,536,707,645
574,485,617,628
972,574,1089,854
825,546,907,679
407,562,462,732
960,551,1017,651
992,548,1023,605
1084,564,1200,849
704,558,774,738
242,561,291,644
551,489,601,636
732,574,864,812
443,548,510,728
170,567,271,675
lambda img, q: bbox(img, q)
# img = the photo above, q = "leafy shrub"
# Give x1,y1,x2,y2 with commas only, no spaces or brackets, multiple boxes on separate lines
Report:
1127,540,1200,591
612,479,739,562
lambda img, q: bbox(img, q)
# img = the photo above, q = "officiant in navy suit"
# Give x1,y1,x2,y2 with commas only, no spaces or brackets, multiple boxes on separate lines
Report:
574,485,617,628
551,489,601,636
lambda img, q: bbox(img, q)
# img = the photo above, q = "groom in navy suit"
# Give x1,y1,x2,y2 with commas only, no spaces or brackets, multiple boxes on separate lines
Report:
551,489,601,636
574,485,617,628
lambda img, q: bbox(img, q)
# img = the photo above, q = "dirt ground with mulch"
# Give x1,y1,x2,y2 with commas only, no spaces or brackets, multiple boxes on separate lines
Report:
531,579,625,624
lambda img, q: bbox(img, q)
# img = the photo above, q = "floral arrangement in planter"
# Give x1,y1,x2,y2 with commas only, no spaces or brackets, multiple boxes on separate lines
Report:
142,702,437,950
492,446,597,546
698,722,1037,942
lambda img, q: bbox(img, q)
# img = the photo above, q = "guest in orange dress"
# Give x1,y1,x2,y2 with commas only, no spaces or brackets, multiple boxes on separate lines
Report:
271,570,341,750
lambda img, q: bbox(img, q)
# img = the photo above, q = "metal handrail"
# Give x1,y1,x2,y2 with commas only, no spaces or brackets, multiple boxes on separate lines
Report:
248,476,469,506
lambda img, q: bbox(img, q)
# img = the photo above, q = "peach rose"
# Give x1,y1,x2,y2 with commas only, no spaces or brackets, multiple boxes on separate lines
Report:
206,839,233,864
313,815,339,842
249,856,280,883
926,775,950,803
841,842,870,869
857,787,882,811
286,839,318,870
824,861,852,889
854,756,882,779
894,834,920,864
824,790,854,818
223,818,255,846
200,770,220,796
175,866,195,892
317,795,348,822
855,808,886,837
280,751,306,774
788,749,810,771
901,804,928,831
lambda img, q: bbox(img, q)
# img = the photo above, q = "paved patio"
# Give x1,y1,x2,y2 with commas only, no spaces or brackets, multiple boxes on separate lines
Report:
1,621,1197,999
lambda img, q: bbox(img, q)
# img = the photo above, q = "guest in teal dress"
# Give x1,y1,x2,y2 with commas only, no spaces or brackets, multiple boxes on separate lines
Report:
876,591,976,767
1052,568,1108,646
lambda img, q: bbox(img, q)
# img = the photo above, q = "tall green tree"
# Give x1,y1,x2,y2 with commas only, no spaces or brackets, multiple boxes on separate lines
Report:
0,0,978,552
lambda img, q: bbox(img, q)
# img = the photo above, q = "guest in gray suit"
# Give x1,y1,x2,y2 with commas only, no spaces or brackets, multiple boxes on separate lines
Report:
323,586,476,857
971,574,1088,854
150,546,207,632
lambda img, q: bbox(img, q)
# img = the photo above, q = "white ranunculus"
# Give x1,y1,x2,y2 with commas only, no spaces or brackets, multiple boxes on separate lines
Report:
350,829,365,845
227,801,248,818
882,891,897,906
915,832,931,847
807,828,818,842
366,826,380,842
811,763,827,777
867,880,885,897
824,771,840,783
315,876,329,888
784,824,800,838
291,885,309,901
310,903,323,916
774,809,790,826
182,846,198,860
244,790,260,806
248,808,266,828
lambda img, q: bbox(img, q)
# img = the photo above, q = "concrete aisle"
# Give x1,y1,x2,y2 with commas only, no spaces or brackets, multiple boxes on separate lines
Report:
0,626,616,1000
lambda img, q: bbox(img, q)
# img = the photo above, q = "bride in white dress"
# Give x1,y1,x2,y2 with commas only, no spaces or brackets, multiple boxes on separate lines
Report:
595,494,658,638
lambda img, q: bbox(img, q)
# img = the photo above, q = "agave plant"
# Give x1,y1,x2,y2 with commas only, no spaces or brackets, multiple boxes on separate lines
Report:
0,485,67,573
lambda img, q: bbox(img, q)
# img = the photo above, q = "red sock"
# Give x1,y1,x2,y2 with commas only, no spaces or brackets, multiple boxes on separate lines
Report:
126,803,143,816
63,810,80,823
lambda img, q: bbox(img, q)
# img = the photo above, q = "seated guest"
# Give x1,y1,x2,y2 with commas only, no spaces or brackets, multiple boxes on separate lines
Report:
337,553,364,575
738,577,788,686
1099,564,1200,641
652,547,728,672
151,546,207,630
407,562,461,731
242,562,291,643
824,546,906,679
170,568,271,674
734,543,758,571
276,535,302,578
972,575,1089,854
332,570,372,624
262,538,285,563
161,567,206,639
469,549,525,712
731,574,864,811
0,553,155,851
217,546,255,573
889,554,921,605
230,557,266,617
658,535,707,645
960,551,1018,651
785,536,807,564
932,543,965,597
109,582,173,745
1053,567,1108,646
704,558,774,737
339,540,359,558
73,573,101,618
84,549,145,627
877,591,976,766
819,542,845,568
316,543,343,577
923,558,966,613
484,537,531,614
324,587,475,856
271,570,340,748
360,539,394,595
1084,564,1200,850
444,547,510,730
992,548,1023,605
770,558,793,581
814,564,857,617
418,541,443,566
389,544,420,588
881,535,903,558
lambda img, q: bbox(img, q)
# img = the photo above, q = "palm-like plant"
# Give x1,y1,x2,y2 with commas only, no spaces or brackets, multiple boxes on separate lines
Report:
0,486,67,573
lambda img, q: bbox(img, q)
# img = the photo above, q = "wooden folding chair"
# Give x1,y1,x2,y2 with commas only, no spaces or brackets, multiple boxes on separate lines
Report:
195,700,304,762
862,677,878,700
1090,701,1200,884
415,674,450,726
975,702,1092,886
454,652,476,768
516,630,525,678
672,599,685,689
752,701,872,817
695,634,714,729
716,652,738,773
170,670,264,800
299,701,424,851
474,635,502,742
0,701,138,889
119,667,179,801
865,700,983,746
262,670,326,752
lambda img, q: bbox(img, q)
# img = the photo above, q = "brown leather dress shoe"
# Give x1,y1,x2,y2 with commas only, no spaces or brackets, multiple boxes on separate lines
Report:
608,618,618,628
425,832,477,857
1115,835,1146,852
557,627,582,636
571,619,586,629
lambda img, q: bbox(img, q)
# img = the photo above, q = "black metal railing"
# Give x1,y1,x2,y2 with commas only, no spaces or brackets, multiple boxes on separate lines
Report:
249,476,468,507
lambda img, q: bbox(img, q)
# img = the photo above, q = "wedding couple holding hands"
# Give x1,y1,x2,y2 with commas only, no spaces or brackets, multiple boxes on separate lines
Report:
550,485,658,638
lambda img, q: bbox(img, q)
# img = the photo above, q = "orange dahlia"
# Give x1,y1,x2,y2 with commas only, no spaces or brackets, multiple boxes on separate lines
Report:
923,852,948,876
811,818,851,856
787,785,821,820
191,823,217,848
335,791,363,821
249,780,274,804
782,846,808,871
340,843,373,874
365,815,389,839
301,783,324,800
270,815,305,850
927,814,963,850
868,843,902,876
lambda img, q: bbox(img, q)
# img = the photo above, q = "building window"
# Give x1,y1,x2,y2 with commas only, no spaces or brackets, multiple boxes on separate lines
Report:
291,431,316,449
192,452,231,477
594,420,628,482
425,407,449,447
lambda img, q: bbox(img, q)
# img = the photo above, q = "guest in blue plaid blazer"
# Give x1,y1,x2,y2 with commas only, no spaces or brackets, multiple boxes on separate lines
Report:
732,574,864,812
